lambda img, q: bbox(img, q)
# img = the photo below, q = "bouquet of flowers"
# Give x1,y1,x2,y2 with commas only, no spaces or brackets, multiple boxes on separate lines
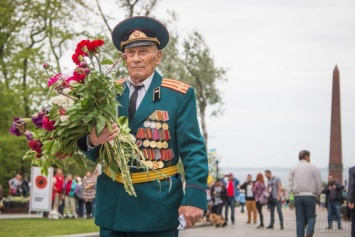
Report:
9,39,147,196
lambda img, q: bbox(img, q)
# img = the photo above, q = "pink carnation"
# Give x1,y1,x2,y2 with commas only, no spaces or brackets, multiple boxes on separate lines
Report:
42,116,55,131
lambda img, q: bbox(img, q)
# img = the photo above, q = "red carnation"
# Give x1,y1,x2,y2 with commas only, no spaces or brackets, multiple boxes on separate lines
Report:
28,140,43,154
59,108,66,115
89,39,104,53
72,53,82,65
76,40,90,55
66,69,86,84
42,116,56,131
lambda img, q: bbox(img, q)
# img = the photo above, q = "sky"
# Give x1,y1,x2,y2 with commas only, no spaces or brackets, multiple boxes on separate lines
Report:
102,0,355,170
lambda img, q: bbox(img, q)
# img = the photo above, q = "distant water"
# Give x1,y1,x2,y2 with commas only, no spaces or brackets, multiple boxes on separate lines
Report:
220,166,351,186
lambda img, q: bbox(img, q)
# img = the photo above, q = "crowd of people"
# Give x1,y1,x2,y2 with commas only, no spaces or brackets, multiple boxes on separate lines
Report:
50,167,99,219
206,151,355,237
4,167,100,219
207,170,285,230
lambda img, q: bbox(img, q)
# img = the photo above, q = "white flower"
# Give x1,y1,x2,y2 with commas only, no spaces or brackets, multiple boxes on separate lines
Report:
60,115,69,122
69,81,80,87
62,88,72,94
50,95,74,109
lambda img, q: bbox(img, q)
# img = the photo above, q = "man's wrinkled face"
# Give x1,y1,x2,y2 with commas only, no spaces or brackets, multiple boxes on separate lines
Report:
124,44,162,83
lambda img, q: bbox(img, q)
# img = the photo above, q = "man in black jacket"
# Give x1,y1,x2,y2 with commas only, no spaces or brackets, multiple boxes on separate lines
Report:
323,175,344,230
241,174,257,224
348,166,355,237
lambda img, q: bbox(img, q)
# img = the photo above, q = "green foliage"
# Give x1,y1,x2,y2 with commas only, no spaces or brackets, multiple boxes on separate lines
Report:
0,135,32,196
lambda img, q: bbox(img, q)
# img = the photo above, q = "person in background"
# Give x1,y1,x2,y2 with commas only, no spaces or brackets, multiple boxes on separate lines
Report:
252,173,266,229
238,190,246,213
288,150,323,237
206,182,213,222
83,170,96,219
348,166,355,237
223,173,240,225
21,173,30,197
265,169,284,230
74,175,85,218
8,174,22,196
51,168,64,217
62,173,77,218
241,174,257,224
323,174,344,230
320,192,326,211
210,179,227,227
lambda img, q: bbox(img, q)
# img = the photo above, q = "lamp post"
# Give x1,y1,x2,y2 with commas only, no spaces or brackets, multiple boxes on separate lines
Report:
215,156,222,181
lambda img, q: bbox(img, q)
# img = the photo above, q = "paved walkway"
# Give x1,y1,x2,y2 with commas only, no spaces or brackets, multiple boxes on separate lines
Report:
0,206,352,236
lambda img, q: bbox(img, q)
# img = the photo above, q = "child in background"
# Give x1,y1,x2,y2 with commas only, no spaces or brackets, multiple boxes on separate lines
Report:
238,190,246,213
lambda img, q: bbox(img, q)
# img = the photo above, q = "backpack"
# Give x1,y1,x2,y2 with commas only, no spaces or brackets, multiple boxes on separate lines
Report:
258,191,270,205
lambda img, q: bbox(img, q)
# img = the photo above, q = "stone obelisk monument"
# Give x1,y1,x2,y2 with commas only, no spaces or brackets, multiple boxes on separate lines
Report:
329,65,343,184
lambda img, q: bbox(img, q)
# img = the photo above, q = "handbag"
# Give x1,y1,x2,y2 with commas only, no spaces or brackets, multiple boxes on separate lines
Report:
258,191,270,205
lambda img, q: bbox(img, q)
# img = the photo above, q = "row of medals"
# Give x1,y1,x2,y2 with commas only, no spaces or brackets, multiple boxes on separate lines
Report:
136,112,173,169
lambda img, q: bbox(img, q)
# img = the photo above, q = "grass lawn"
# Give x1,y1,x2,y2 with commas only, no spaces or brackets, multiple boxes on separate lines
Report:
0,218,99,237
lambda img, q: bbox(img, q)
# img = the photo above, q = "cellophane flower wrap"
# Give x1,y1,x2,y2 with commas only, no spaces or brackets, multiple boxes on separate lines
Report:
9,39,148,196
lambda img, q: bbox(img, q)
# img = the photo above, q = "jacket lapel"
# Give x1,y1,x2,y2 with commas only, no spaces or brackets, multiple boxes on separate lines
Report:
129,71,163,130
118,81,129,118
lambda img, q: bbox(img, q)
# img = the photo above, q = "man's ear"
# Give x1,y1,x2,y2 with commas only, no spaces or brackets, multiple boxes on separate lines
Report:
155,50,162,65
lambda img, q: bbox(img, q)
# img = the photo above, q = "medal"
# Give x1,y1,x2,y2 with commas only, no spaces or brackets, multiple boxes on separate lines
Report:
162,123,169,130
144,120,151,128
158,161,164,168
150,140,157,148
150,121,156,129
155,122,162,129
162,141,168,149
156,141,163,149
143,140,150,147
136,140,143,147
152,161,159,169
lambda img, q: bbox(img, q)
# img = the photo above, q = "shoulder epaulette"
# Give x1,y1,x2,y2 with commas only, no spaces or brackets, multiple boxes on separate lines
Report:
162,78,190,94
115,78,126,84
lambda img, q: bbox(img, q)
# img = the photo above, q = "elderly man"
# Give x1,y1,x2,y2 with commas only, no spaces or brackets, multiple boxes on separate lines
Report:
288,150,323,237
78,16,208,237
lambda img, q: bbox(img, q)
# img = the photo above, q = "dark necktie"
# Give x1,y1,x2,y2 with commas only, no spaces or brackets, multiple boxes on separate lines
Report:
129,85,144,122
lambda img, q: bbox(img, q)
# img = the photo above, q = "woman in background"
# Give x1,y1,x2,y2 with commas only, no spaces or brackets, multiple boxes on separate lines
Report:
253,173,266,228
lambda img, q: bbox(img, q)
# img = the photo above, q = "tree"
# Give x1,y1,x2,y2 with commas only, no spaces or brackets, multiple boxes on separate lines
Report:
0,0,97,193
180,31,227,149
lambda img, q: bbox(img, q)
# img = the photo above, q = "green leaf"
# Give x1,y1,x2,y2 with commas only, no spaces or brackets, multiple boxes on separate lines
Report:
50,140,61,156
96,113,106,135
100,59,113,65
72,153,87,168
117,116,130,133
23,150,36,160
54,158,66,170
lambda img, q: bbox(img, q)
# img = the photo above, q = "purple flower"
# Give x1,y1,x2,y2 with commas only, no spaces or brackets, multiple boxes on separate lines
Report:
43,62,50,70
31,110,46,128
25,131,33,141
80,61,88,68
9,118,22,136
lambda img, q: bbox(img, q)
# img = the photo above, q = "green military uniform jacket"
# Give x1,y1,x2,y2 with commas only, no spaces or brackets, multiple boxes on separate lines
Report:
78,71,208,232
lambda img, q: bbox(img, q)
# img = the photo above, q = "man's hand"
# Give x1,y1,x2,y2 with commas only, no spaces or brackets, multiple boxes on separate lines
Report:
89,123,119,147
178,206,204,228
349,203,354,209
